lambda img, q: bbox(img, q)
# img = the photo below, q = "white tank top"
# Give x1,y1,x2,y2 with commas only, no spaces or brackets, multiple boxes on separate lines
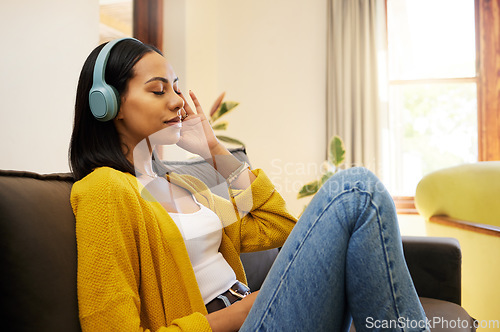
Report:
168,197,237,304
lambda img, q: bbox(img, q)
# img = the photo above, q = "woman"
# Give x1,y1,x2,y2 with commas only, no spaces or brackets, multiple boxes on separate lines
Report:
70,38,428,331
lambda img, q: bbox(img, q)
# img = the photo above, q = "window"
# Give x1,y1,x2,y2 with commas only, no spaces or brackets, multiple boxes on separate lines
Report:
99,0,163,49
384,0,478,196
99,0,133,43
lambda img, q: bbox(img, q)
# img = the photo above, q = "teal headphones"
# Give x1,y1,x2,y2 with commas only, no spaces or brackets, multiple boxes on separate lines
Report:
89,37,141,121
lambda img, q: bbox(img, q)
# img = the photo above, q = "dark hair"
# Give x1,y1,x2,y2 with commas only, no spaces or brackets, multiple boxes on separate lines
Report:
69,39,163,180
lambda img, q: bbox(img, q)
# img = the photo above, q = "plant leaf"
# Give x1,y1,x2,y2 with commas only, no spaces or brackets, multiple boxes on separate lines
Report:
209,92,226,117
320,171,334,185
297,180,320,199
329,135,345,167
216,135,245,146
210,101,240,122
211,121,228,131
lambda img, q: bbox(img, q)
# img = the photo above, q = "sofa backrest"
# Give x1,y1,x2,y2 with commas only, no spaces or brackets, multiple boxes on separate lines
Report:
0,171,80,331
0,148,278,331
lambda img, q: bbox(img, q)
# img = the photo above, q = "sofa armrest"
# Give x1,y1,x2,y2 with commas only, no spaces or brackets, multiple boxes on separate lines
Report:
402,236,462,305
415,161,500,227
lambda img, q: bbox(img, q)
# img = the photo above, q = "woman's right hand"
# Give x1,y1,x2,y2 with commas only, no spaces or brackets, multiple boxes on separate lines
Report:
205,291,259,332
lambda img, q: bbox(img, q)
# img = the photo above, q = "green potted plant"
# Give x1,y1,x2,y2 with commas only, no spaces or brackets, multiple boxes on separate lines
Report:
209,92,245,146
297,135,346,199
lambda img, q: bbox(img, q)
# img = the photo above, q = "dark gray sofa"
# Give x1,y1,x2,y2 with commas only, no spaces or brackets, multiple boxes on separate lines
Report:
0,148,475,331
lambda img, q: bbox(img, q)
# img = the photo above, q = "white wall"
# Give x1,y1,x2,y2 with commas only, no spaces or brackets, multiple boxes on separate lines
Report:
0,1,99,173
164,0,328,215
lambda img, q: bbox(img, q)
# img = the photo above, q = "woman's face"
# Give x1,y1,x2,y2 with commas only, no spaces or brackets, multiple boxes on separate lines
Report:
114,51,184,150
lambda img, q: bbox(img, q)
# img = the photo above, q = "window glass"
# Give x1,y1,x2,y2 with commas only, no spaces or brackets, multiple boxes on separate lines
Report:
387,0,476,80
384,0,477,196
386,83,477,195
99,0,133,44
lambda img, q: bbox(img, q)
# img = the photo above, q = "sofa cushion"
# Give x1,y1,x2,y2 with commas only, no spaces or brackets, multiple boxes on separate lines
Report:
419,297,476,331
349,297,476,332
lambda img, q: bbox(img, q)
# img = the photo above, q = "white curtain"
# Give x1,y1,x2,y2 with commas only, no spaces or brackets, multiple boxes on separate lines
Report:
327,0,387,176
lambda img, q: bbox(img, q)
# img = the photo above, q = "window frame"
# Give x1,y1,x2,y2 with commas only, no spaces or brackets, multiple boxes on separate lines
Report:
133,0,163,50
476,0,500,162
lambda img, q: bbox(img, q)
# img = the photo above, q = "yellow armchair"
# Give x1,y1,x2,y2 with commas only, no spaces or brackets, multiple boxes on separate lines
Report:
415,161,500,329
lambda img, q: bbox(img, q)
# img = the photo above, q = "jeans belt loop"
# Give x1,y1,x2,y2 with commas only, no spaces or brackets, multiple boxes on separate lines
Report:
216,294,232,307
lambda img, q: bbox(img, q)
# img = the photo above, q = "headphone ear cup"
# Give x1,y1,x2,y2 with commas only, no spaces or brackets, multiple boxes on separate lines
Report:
89,83,120,121
89,37,139,121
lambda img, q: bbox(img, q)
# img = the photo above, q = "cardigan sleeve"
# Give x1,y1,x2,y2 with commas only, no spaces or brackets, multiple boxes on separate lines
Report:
214,169,298,253
78,294,211,332
71,168,212,332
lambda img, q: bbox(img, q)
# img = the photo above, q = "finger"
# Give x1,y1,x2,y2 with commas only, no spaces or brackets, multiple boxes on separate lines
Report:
179,91,196,115
189,90,205,115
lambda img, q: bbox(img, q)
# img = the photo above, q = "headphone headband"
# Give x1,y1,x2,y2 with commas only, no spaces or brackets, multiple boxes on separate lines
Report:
89,37,141,121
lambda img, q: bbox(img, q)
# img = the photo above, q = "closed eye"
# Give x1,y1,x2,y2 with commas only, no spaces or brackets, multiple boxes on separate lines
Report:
152,91,165,95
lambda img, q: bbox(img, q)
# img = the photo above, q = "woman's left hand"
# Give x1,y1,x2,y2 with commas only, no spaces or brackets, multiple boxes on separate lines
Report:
176,90,222,159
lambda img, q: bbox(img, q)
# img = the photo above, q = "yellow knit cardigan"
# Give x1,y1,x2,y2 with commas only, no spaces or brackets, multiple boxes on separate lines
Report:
71,166,297,331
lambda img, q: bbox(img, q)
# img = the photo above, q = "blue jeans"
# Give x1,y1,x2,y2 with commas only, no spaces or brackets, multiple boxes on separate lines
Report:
240,168,428,331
